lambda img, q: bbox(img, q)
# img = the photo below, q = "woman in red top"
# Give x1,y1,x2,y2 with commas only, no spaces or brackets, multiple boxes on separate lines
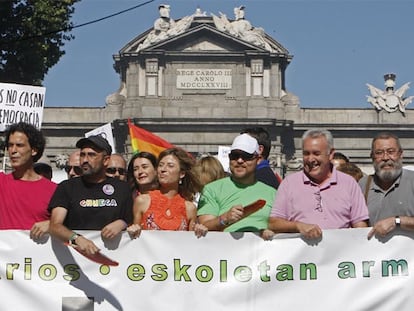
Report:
127,148,206,237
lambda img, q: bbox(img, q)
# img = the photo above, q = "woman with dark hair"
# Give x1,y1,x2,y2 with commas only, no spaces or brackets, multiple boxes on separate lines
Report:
127,148,206,237
127,152,158,197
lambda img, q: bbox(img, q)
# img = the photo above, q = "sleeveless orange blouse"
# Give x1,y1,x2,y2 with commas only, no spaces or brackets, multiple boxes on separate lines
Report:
141,190,189,230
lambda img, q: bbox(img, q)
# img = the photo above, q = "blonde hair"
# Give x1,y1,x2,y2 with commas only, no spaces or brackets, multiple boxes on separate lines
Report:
193,155,226,187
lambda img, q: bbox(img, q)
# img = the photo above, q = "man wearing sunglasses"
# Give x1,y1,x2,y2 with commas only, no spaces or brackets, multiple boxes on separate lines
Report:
65,150,81,179
197,133,276,233
241,127,280,189
360,132,414,240
48,135,133,256
268,129,368,240
106,153,127,181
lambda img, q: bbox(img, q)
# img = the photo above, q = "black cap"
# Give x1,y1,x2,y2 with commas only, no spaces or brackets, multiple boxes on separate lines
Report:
34,162,52,169
76,135,112,154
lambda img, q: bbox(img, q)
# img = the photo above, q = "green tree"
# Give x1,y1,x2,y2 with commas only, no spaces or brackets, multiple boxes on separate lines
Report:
0,0,79,85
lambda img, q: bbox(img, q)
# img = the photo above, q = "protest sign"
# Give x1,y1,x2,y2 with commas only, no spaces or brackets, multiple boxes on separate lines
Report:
85,123,115,153
0,82,46,131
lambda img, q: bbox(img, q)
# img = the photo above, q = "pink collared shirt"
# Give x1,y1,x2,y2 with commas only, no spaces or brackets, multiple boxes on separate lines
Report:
271,168,368,228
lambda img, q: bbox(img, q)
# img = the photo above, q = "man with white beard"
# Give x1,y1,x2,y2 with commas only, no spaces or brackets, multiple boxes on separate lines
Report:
360,132,414,239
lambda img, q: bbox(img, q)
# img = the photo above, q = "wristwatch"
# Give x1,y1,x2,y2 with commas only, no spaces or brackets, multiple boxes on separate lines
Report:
68,233,80,245
219,215,229,226
395,216,401,227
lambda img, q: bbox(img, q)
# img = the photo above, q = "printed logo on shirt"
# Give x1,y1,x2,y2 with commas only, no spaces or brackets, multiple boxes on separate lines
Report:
80,199,118,208
102,184,115,195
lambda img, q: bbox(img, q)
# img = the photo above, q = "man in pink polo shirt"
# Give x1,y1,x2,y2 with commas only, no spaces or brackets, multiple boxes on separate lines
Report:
268,129,368,239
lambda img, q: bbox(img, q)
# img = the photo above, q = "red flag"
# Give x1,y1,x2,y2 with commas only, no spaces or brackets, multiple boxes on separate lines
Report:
127,119,173,157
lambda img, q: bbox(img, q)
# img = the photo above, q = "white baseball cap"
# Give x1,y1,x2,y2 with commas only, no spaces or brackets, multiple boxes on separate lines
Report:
231,133,259,154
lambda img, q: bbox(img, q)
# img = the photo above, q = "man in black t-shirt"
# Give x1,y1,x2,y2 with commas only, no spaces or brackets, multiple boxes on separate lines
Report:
49,135,132,255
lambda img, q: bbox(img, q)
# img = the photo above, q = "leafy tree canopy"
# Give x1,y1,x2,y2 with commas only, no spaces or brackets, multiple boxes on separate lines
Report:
0,0,80,85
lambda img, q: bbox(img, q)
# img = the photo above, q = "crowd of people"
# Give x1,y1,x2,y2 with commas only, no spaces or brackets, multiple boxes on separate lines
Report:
1,121,413,256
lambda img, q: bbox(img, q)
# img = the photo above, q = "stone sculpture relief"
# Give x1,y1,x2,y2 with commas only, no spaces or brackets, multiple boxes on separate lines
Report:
136,5,275,52
136,4,194,52
55,154,68,169
106,82,127,106
212,5,275,52
367,74,413,113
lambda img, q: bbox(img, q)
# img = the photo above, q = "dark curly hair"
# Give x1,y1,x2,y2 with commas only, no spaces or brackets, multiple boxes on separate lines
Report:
5,122,45,162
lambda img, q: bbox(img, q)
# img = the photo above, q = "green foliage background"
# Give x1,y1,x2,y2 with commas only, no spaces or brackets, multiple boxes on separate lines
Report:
0,0,80,85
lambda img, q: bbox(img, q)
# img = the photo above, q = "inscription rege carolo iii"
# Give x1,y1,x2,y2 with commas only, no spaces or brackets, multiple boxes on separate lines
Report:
176,69,232,89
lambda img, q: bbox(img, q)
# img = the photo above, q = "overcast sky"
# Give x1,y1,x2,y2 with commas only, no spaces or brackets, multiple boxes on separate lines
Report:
43,0,414,109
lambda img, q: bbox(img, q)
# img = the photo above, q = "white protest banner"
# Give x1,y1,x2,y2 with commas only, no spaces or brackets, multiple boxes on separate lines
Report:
85,123,115,153
217,145,231,173
0,228,413,310
0,82,46,130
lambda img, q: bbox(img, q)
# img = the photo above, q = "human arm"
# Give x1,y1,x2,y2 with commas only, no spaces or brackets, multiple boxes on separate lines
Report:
197,179,248,231
102,184,133,239
49,206,100,255
267,176,323,238
268,217,323,239
261,229,275,241
352,221,368,228
367,216,414,239
186,200,197,228
29,179,57,240
198,205,244,231
185,200,208,238
349,177,370,229
30,220,50,239
101,219,128,239
127,194,150,239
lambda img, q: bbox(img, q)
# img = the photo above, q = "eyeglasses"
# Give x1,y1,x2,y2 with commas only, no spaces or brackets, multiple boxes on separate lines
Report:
229,151,257,161
64,165,82,175
314,190,323,212
106,167,126,175
373,148,400,159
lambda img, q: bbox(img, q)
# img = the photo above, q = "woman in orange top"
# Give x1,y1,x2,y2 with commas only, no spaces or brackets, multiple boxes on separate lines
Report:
127,148,207,237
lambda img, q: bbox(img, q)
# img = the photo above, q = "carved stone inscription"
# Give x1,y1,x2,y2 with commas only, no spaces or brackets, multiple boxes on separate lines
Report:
176,69,232,89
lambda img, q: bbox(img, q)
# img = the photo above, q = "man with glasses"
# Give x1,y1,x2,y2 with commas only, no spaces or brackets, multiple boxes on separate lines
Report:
360,132,414,239
268,129,368,239
65,150,82,179
106,153,127,181
48,135,132,255
197,133,276,233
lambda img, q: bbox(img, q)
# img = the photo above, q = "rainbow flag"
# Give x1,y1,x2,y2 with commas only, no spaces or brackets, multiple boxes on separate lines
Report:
127,119,173,157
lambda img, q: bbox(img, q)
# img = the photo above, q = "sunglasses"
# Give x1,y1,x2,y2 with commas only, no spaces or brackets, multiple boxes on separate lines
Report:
106,167,126,175
229,151,257,161
64,165,82,175
314,190,323,212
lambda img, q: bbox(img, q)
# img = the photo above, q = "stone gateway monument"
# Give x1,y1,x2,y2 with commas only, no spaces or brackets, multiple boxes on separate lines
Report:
105,4,297,174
